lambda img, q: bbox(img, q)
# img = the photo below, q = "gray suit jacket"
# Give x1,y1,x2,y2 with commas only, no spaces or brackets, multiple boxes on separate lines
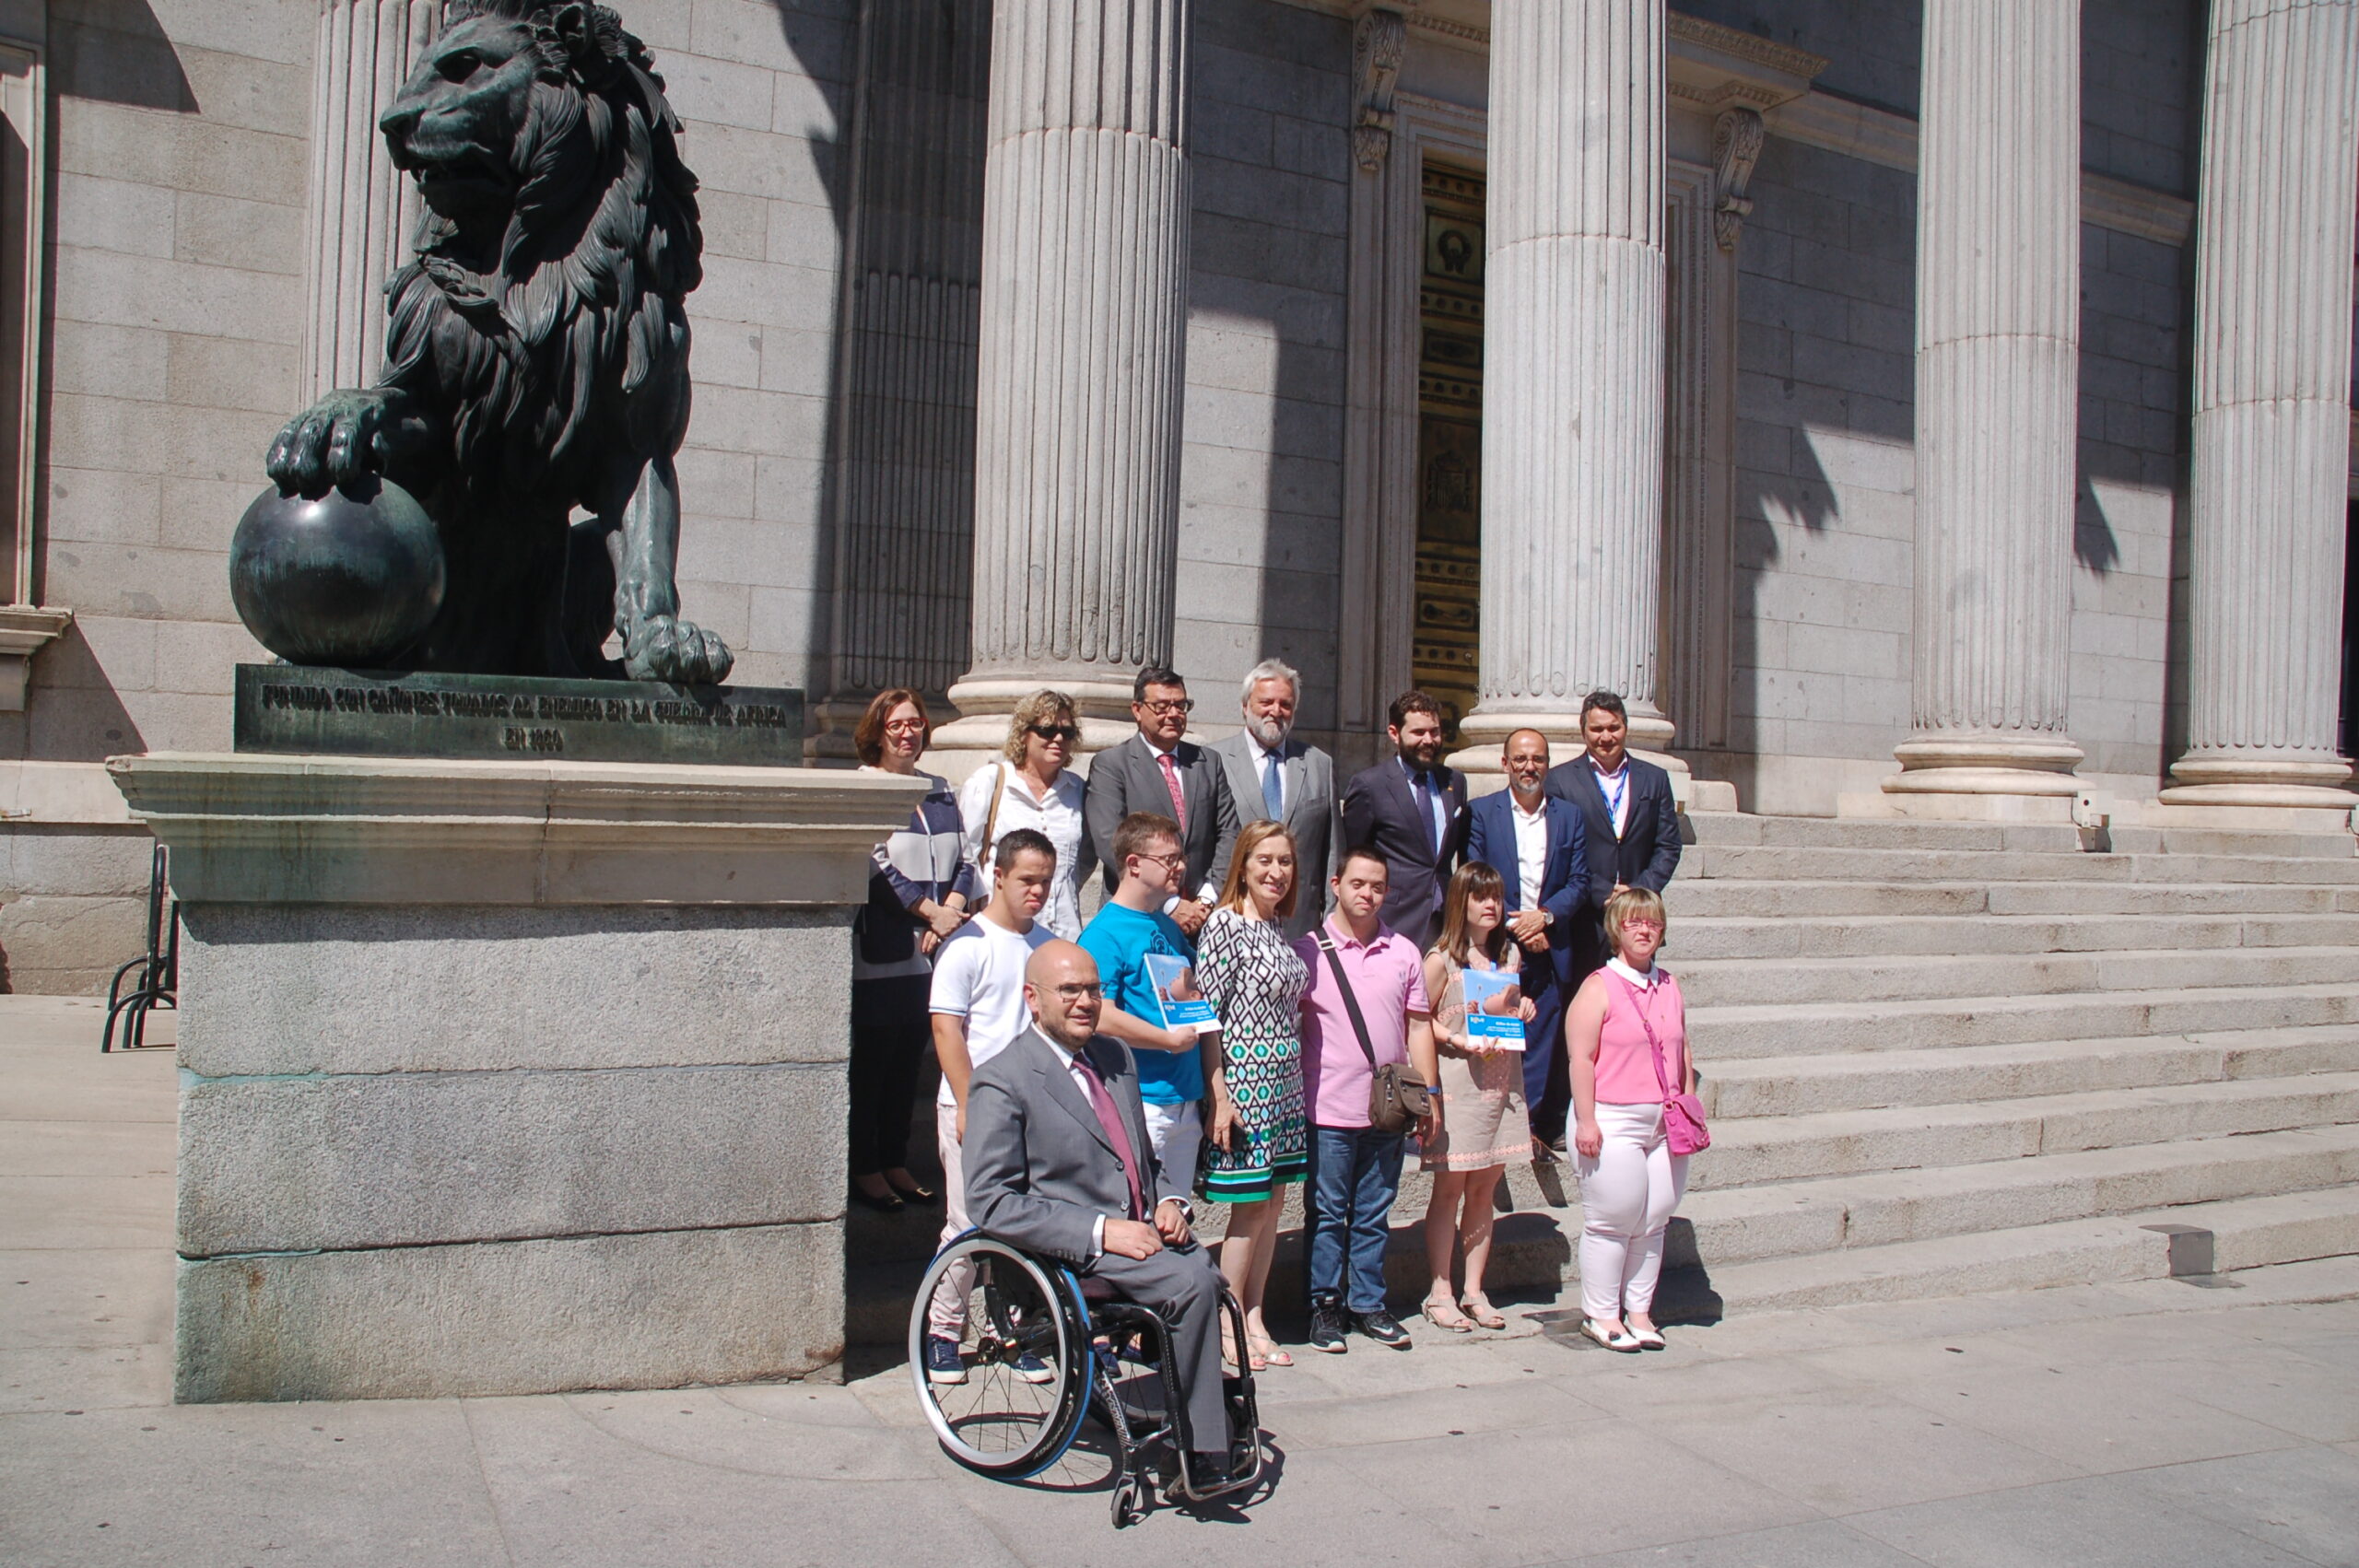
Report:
1083,732,1241,902
1207,729,1343,939
963,1025,1185,1268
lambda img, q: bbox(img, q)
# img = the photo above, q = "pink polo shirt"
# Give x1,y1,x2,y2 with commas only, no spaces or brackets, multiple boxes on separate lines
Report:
1295,916,1432,1129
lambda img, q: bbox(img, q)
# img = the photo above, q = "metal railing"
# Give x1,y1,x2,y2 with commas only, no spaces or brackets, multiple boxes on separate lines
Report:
101,845,176,1052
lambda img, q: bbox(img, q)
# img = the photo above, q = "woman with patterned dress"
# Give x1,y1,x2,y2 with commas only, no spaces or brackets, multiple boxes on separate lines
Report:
1198,820,1311,1370
1418,860,1535,1331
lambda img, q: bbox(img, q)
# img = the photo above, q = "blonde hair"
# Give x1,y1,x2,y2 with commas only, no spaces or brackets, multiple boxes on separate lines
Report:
1216,820,1299,919
1602,886,1668,957
1002,689,1078,763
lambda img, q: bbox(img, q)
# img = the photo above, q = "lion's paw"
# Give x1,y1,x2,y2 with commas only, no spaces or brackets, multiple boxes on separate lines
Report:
624,615,736,686
265,388,397,497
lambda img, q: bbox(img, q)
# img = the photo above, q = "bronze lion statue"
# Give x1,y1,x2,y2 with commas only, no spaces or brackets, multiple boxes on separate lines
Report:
263,0,732,684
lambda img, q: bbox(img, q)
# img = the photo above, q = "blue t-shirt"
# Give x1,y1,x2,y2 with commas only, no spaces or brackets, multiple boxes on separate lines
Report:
1078,901,1205,1105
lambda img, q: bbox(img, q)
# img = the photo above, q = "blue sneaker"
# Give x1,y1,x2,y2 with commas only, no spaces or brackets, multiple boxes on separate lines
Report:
1013,1352,1055,1386
924,1335,968,1385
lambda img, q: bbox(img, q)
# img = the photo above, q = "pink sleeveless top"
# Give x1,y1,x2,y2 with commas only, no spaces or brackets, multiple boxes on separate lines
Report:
1595,968,1686,1106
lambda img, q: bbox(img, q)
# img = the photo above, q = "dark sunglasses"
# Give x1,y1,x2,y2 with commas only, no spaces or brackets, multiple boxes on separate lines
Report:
1027,723,1081,743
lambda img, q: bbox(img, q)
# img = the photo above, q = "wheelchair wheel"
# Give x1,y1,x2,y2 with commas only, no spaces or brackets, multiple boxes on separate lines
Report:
909,1235,1093,1477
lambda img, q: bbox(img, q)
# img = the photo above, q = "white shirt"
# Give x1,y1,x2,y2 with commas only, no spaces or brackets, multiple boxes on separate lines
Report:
1509,791,1549,912
1590,755,1633,838
929,916,1055,1106
1606,956,1663,991
957,763,1090,941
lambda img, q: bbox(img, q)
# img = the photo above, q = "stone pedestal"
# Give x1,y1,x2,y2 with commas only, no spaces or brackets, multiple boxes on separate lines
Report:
2161,0,2359,811
1879,0,2083,814
930,0,1193,771
109,753,921,1403
1454,0,1675,777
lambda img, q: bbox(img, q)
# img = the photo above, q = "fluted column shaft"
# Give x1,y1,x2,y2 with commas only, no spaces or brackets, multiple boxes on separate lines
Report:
301,0,438,397
944,0,1191,743
1889,0,2083,798
1461,0,1672,759
2165,0,2359,805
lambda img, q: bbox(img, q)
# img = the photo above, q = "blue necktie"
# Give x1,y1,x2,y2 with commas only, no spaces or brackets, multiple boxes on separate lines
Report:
1262,750,1285,820
1414,770,1440,855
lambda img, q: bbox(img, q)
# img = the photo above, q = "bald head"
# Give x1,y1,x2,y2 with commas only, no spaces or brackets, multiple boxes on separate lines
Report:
1503,728,1551,799
1024,940,1104,1049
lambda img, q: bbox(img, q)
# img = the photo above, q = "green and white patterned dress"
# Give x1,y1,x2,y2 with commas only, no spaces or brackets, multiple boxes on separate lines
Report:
1195,907,1310,1202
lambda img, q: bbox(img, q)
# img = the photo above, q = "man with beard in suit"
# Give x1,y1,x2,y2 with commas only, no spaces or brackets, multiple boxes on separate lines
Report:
1340,690,1468,953
1209,657,1344,938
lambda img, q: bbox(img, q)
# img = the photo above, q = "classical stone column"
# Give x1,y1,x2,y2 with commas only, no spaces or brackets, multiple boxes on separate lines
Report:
935,0,1191,759
301,0,439,396
1455,0,1672,770
2162,0,2359,809
1884,0,2084,810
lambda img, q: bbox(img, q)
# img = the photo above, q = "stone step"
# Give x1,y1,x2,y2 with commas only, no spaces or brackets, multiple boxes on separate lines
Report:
1686,979,2359,1058
1672,910,2359,962
1666,879,2350,919
1684,815,2083,853
2106,825,2357,860
1700,1024,2359,1118
1691,1184,2359,1313
1688,1071,2359,1189
1672,1122,2359,1266
1673,945,2359,1009
1687,844,2359,886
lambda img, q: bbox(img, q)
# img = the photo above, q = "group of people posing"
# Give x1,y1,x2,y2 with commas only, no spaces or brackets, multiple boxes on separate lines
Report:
849,661,1696,1366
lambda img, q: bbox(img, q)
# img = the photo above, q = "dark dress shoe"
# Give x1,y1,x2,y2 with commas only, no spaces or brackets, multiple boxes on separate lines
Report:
886,1176,939,1204
849,1183,906,1214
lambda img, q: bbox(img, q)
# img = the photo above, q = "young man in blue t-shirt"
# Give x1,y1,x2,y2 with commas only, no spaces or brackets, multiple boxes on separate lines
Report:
1079,811,1226,1196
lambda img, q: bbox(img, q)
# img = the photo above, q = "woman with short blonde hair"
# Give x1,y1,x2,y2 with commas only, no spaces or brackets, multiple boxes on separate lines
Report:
955,689,1094,939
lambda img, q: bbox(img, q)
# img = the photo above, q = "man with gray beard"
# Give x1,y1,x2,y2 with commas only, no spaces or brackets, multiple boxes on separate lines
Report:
1210,658,1344,938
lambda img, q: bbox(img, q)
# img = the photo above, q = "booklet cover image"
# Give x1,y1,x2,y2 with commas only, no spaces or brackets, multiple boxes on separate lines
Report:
1144,953,1218,1029
1461,966,1525,1048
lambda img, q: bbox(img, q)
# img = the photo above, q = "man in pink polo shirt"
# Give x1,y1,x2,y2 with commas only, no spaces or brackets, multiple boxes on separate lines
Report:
1295,845,1439,1352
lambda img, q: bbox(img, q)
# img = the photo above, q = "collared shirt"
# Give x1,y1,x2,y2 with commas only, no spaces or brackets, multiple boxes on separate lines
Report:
1039,1033,1183,1257
1607,956,1661,990
1294,916,1431,1129
1508,791,1548,912
1590,755,1633,837
1145,736,1220,905
1398,755,1449,856
957,763,1091,941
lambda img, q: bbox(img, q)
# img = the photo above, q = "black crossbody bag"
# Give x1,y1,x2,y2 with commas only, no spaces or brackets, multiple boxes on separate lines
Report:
1313,931,1432,1136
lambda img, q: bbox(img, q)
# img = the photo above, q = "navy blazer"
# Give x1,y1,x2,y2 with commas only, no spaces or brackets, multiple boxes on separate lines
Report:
1462,790,1589,987
1543,754,1682,908
1340,757,1468,952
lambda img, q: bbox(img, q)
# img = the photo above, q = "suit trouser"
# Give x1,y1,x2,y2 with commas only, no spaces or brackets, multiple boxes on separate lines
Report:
1087,1242,1232,1457
1519,960,1570,1142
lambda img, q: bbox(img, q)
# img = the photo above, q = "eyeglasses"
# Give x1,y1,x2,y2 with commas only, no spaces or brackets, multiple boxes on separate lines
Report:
1048,983,1103,1001
1133,850,1188,872
1027,723,1081,743
882,719,927,735
1139,698,1193,716
1620,918,1665,930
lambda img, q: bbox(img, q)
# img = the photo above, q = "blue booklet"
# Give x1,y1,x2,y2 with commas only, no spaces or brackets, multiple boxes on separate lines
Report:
1461,965,1526,1049
1143,953,1218,1030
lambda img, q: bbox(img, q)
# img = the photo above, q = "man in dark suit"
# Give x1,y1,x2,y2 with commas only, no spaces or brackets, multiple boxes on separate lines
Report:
964,940,1235,1478
1084,667,1242,938
1209,657,1343,939
1544,689,1683,985
1464,729,1589,1150
1340,689,1468,952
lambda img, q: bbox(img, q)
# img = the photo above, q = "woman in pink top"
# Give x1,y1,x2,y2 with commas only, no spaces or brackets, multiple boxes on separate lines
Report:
1564,886,1694,1352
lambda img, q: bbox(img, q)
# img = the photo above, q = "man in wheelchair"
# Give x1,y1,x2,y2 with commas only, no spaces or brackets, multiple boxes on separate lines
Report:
962,940,1243,1488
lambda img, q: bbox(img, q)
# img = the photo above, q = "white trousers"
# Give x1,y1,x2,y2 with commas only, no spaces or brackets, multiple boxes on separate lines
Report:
928,1099,972,1339
1141,1098,1204,1198
1575,1101,1690,1320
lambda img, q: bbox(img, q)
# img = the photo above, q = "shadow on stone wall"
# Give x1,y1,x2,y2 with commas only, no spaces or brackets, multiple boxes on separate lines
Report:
49,0,198,112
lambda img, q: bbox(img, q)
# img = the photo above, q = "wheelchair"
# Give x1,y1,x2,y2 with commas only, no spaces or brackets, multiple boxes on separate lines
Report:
909,1230,1264,1527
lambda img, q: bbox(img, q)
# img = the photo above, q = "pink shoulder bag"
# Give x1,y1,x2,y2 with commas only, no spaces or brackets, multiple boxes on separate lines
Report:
1613,973,1709,1156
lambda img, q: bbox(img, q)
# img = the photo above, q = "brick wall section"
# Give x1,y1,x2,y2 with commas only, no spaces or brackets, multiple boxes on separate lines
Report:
1175,0,1351,733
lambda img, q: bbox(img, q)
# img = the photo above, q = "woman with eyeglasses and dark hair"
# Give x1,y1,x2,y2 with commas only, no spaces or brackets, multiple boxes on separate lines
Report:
956,688,1097,940
850,687,980,1213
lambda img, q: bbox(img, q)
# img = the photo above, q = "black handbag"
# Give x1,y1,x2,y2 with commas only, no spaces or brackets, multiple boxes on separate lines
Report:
1313,931,1432,1136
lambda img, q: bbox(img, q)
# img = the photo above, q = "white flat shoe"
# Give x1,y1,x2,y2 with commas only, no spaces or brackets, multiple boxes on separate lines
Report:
1630,1327,1666,1351
1579,1318,1641,1353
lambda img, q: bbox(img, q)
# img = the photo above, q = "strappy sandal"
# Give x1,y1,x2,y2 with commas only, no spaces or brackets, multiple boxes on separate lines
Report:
1221,1327,1265,1372
1421,1294,1473,1332
1250,1330,1293,1368
1460,1293,1507,1330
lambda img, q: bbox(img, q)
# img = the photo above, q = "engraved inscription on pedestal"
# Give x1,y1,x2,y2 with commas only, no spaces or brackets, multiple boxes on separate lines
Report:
233,666,805,766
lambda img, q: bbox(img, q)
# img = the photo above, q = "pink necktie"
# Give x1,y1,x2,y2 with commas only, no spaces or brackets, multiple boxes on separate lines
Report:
1158,752,1188,829
1072,1053,1145,1222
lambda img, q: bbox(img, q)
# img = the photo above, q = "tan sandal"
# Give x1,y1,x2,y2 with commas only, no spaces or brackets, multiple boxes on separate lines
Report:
1461,1293,1507,1330
1250,1330,1293,1368
1421,1294,1473,1332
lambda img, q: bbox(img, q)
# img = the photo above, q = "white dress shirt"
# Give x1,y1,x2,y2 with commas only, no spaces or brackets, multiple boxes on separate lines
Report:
957,763,1090,940
1144,738,1221,905
1590,756,1633,838
1509,792,1549,912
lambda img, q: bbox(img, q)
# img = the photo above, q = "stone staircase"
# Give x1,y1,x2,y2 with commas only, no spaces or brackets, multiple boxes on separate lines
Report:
846,812,2359,1344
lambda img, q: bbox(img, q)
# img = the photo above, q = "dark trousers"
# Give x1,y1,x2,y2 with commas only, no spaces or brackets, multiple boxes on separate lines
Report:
1307,1124,1405,1314
1088,1242,1231,1457
1520,959,1571,1143
848,974,932,1177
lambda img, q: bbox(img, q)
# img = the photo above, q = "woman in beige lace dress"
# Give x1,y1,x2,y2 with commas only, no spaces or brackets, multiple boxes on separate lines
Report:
1418,861,1535,1331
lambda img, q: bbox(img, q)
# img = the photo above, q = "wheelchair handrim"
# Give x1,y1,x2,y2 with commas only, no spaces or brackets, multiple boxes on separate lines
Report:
908,1235,1094,1478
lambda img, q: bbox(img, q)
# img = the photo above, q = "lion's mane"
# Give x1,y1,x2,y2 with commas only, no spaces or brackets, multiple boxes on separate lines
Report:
382,0,700,512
